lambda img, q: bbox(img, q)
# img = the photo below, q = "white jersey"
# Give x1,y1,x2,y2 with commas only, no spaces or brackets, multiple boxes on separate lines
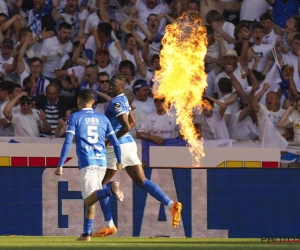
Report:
132,97,156,115
230,110,258,141
248,43,273,72
40,36,72,78
257,104,287,141
194,111,229,140
262,29,278,46
138,111,178,139
240,0,269,22
11,109,44,137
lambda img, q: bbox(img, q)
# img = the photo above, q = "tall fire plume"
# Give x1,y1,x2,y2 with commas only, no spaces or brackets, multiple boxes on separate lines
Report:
153,12,207,166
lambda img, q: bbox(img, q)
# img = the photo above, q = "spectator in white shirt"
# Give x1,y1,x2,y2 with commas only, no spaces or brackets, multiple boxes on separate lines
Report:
3,93,52,137
40,22,72,79
136,95,179,145
132,79,156,115
0,83,21,137
119,60,137,90
206,10,236,48
260,13,278,45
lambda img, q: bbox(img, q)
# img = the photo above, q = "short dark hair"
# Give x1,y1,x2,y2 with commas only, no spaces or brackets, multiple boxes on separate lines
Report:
218,78,232,94
0,13,8,20
151,54,160,65
234,23,249,40
59,22,72,30
98,71,109,79
85,64,99,73
110,73,129,86
97,22,112,37
252,23,264,32
18,28,32,41
187,0,199,8
30,57,43,65
132,79,148,94
78,89,95,103
8,83,21,94
124,33,133,44
206,10,222,25
147,13,158,21
119,60,135,77
260,13,273,22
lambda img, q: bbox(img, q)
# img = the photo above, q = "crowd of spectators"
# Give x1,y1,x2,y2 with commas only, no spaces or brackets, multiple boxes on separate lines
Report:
0,0,299,148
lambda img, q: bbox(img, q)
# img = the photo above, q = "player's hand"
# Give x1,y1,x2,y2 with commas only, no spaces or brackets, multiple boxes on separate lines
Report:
116,163,122,170
54,167,63,176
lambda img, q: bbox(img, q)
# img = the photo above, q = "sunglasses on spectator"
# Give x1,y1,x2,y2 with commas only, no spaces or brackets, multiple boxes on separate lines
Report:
21,101,32,106
99,80,109,84
154,98,165,103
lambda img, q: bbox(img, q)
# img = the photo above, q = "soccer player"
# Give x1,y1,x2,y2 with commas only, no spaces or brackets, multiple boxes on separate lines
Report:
55,89,124,242
92,73,182,237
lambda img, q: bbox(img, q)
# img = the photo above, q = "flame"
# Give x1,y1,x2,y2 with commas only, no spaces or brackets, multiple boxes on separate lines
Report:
153,12,208,166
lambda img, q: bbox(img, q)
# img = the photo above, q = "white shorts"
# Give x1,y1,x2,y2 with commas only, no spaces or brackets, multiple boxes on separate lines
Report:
79,166,106,199
107,142,141,170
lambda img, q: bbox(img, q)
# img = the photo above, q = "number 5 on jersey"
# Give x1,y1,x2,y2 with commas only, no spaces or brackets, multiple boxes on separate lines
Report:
87,126,98,143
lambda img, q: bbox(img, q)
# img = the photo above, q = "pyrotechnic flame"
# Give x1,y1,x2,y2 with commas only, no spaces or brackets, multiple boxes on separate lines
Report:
153,12,207,166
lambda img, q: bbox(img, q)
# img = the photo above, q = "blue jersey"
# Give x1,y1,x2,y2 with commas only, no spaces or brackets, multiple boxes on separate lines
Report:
60,108,117,169
105,93,134,144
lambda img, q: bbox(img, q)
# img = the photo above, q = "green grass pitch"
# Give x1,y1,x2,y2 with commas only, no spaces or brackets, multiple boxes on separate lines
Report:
1,237,300,250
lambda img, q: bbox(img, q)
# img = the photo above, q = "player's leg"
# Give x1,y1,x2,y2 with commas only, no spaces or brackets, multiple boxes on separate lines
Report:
85,181,124,206
77,167,98,241
125,163,182,228
77,203,95,241
94,149,119,237
78,167,124,241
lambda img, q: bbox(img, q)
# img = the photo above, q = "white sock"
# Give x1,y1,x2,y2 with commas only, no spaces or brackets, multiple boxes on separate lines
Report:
104,220,114,228
167,201,174,211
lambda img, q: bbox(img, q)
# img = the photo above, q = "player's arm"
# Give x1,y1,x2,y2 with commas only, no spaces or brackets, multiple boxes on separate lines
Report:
107,131,122,169
116,113,131,138
128,109,136,129
55,132,74,176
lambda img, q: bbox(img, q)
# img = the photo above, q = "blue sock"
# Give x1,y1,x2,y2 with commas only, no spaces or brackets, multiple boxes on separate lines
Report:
140,179,171,206
99,184,113,221
96,187,112,200
83,218,94,234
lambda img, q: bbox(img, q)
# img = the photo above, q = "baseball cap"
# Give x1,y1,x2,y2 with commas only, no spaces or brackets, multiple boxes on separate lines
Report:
20,95,34,103
96,47,109,54
223,49,238,58
2,38,14,48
